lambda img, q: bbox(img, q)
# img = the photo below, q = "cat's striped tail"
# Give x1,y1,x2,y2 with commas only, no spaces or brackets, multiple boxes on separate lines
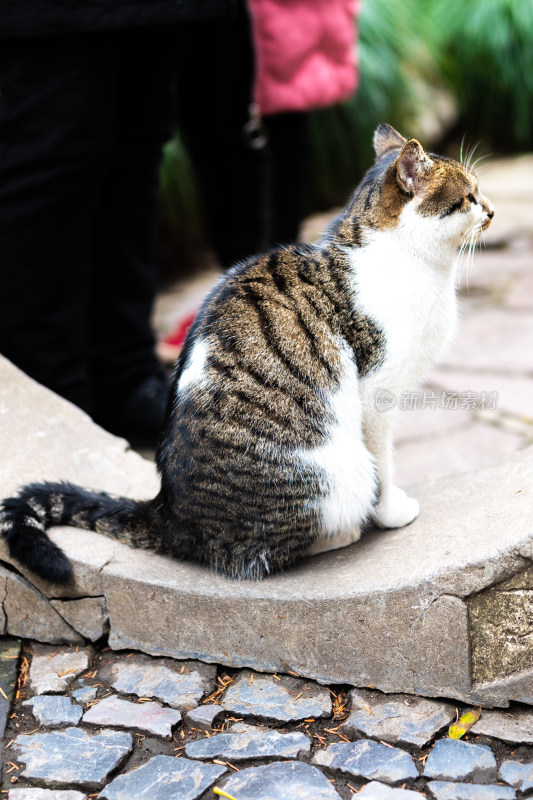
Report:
0,482,163,584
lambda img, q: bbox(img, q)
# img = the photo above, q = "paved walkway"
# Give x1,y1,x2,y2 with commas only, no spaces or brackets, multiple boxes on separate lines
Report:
154,155,533,489
2,637,533,799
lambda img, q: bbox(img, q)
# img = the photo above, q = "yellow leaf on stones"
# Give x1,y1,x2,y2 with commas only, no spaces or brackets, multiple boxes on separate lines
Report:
213,788,240,800
449,708,481,739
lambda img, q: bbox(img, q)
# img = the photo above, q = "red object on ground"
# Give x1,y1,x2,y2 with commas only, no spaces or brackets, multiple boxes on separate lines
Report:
164,310,197,349
158,309,197,364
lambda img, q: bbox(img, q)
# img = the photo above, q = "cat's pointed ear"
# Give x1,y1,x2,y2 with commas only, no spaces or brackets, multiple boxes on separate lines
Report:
396,139,433,195
373,124,407,159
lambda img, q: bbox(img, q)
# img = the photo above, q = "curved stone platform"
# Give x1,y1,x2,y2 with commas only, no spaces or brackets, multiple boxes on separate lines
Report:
1,355,532,707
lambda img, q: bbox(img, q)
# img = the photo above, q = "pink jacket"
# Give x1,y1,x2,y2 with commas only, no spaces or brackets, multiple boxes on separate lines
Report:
246,0,360,116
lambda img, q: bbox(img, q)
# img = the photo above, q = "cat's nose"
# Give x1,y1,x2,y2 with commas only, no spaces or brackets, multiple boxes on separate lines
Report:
481,202,494,229
480,191,494,219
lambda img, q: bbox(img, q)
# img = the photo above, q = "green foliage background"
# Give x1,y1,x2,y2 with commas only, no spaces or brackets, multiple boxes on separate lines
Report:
433,0,533,150
159,0,533,260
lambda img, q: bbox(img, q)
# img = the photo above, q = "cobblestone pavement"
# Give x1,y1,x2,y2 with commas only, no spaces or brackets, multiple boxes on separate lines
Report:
154,156,533,487
1,638,533,799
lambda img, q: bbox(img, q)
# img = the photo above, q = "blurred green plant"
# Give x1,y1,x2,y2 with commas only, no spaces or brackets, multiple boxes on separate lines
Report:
432,0,533,152
158,134,206,276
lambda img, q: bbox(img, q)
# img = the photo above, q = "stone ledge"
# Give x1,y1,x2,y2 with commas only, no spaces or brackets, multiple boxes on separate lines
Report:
0,355,532,707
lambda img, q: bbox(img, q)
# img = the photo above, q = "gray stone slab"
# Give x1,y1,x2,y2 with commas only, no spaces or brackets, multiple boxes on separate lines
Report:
473,672,533,708
12,727,132,789
356,783,424,799
184,703,224,731
394,402,471,445
431,369,533,422
0,357,159,502
457,258,532,313
0,637,20,738
185,723,311,761
99,755,225,800
24,694,83,726
499,759,533,792
442,308,533,373
427,782,516,800
100,654,215,710
0,572,6,635
395,422,524,487
0,355,159,600
9,791,87,800
471,708,533,743
458,247,533,290
505,268,533,310
27,644,91,696
423,738,497,783
50,597,108,641
469,568,533,685
83,694,181,738
221,671,332,722
341,689,455,747
2,565,83,644
100,448,533,707
0,528,120,601
2,356,533,706
220,761,342,800
71,685,98,705
312,740,418,784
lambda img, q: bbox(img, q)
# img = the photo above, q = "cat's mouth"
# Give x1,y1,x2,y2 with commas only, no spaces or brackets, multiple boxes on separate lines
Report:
481,217,492,231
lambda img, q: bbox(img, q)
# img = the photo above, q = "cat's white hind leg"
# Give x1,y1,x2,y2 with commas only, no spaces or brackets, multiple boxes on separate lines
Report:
363,405,420,529
306,527,362,556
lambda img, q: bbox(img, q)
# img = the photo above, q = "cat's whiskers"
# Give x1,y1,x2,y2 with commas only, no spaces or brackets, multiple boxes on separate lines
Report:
459,137,465,168
466,230,478,291
455,239,469,289
460,140,480,172
471,161,489,179
457,223,481,291
459,142,491,185
469,153,491,175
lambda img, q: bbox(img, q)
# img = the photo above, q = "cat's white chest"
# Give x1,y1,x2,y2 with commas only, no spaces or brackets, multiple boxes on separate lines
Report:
346,232,458,388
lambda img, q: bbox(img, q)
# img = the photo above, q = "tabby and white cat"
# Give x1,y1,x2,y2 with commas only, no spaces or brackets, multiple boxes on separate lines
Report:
1,124,494,582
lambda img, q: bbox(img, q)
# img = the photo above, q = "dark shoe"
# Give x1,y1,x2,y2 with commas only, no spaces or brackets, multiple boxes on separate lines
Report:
94,374,170,449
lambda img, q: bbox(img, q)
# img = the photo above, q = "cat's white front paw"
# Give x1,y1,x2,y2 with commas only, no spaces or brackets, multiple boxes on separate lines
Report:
373,486,420,529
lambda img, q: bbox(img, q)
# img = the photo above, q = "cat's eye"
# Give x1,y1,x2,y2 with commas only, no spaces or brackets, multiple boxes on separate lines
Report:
467,193,478,204
445,198,464,216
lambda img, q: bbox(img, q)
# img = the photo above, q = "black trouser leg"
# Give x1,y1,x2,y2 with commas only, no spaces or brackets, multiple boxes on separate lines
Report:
0,34,114,412
177,9,308,269
0,29,172,425
90,28,174,412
